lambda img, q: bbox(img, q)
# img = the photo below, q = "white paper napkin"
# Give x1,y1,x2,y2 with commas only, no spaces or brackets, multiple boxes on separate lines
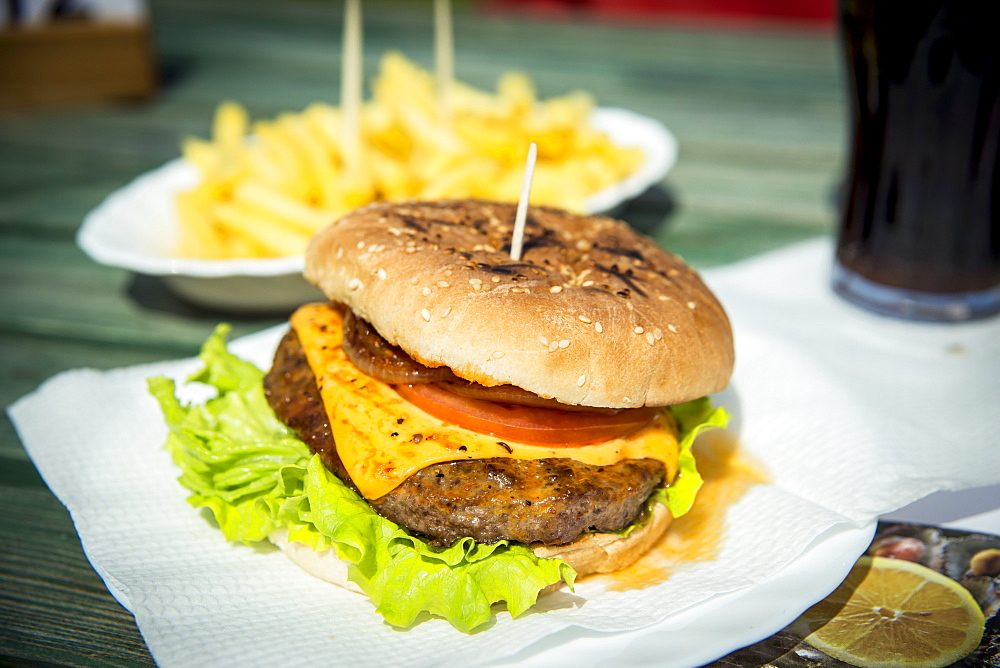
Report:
9,237,1000,667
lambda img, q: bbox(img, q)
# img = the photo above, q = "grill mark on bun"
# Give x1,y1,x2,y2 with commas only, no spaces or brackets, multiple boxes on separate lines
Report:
592,262,648,298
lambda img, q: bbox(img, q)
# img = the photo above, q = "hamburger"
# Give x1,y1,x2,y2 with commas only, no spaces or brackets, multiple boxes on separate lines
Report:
150,199,733,632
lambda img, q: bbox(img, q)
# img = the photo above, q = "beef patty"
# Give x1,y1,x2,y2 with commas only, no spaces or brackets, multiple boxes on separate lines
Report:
264,329,666,547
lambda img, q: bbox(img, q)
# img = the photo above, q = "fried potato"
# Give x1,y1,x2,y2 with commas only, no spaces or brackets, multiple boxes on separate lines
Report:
174,53,643,259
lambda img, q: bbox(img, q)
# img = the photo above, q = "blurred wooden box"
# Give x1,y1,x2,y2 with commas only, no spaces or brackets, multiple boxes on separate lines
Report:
0,20,156,110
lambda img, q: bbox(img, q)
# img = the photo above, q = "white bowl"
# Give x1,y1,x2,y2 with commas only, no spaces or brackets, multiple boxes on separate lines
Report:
76,107,677,312
584,107,678,213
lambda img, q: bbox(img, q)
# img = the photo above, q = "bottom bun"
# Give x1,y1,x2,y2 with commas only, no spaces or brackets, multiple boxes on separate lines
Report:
268,530,364,594
530,503,673,577
269,503,672,595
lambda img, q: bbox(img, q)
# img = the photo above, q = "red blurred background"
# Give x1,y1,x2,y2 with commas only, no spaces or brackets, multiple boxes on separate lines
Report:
487,0,835,26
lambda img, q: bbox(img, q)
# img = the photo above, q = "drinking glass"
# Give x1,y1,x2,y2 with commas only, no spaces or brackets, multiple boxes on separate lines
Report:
833,0,1000,321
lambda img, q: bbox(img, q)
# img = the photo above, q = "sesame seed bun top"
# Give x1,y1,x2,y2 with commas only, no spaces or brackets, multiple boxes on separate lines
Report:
304,200,734,408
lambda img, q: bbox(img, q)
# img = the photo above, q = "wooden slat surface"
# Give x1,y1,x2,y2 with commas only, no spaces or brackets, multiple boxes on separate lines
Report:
0,0,843,663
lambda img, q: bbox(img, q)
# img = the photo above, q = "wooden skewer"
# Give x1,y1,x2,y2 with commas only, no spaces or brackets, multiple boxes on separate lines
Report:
434,0,454,126
341,0,363,171
510,142,537,262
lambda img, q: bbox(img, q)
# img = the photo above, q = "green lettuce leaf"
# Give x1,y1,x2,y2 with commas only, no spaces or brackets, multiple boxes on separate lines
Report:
656,397,730,517
146,327,310,544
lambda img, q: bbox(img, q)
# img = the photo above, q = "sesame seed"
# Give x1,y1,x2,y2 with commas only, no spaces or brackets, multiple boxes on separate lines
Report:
634,326,644,334
558,339,570,348
420,309,431,322
410,277,419,285
658,295,670,301
421,287,431,296
668,269,680,277
623,396,632,403
512,287,524,294
595,322,603,333
548,341,559,352
437,281,450,288
668,324,678,333
550,285,563,293
348,278,362,290
356,241,365,249
469,278,482,285
335,248,344,259
582,280,595,287
626,302,635,311
687,301,697,309
376,268,387,280
654,328,663,340
577,374,587,387
578,315,592,323
491,276,501,283
538,336,549,346
443,269,453,277
492,350,504,359
645,331,656,345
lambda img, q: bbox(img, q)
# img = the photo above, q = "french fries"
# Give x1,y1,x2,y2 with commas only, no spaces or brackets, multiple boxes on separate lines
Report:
176,52,643,259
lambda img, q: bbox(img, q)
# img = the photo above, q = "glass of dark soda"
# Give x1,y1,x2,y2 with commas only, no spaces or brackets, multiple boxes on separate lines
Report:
833,0,1000,321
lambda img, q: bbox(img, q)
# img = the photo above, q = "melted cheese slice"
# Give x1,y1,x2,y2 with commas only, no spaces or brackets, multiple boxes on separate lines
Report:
291,303,680,500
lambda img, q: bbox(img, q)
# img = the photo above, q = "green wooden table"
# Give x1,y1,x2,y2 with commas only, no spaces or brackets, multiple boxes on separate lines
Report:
0,1,842,664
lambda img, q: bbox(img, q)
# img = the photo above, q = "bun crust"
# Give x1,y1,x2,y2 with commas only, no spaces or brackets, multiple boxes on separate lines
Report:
305,200,733,408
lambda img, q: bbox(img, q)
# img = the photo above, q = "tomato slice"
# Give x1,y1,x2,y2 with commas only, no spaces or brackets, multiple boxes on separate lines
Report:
394,382,660,447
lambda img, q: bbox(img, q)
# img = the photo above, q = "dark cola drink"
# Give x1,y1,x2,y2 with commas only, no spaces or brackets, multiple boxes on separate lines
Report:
833,0,1000,321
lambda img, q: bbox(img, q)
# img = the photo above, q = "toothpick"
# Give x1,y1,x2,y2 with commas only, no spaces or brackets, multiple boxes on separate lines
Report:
341,0,362,171
434,0,454,126
510,142,537,262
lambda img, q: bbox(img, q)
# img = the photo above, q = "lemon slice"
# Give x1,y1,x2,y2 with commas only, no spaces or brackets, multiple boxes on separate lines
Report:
792,556,985,668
